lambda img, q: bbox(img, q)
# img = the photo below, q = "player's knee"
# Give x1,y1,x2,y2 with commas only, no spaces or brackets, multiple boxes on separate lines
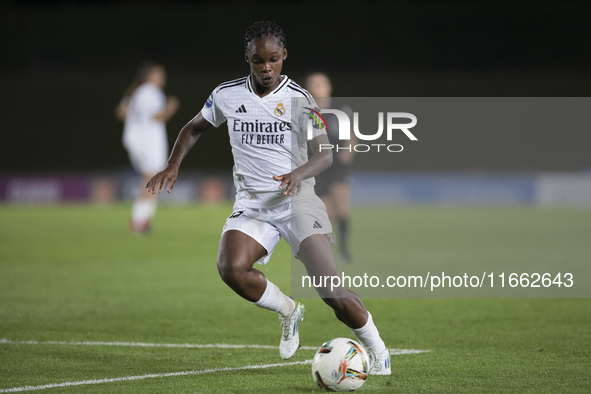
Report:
216,259,235,285
217,257,246,287
321,295,345,311
321,290,358,312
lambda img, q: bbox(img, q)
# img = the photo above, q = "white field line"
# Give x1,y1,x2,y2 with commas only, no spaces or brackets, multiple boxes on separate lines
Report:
0,339,431,392
390,348,431,355
0,338,285,350
0,339,431,354
0,360,313,393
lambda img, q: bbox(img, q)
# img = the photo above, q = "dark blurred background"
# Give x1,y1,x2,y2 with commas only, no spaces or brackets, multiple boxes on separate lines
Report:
1,0,591,173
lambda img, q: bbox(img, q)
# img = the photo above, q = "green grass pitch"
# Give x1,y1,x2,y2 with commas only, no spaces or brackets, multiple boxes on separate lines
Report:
0,204,589,393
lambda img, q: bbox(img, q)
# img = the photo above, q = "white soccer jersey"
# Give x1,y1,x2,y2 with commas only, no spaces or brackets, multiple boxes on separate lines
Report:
201,75,325,208
122,82,168,173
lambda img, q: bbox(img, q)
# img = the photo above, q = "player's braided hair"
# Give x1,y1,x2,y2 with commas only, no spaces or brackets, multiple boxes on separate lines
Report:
244,21,286,51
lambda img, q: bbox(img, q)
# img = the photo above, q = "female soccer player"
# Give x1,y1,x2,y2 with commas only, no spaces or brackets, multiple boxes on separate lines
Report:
305,72,356,262
117,62,179,233
146,21,390,375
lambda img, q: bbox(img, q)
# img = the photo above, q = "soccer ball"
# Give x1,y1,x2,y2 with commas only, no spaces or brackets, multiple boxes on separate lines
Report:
311,338,369,392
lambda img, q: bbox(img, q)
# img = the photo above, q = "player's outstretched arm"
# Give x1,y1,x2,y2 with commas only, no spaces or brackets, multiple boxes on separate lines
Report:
146,112,212,194
273,134,333,196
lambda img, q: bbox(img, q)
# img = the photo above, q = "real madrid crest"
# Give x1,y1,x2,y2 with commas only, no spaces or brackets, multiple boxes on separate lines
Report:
274,103,285,117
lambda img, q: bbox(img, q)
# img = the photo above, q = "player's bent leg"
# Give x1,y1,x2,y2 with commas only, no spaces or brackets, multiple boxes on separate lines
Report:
297,234,367,327
297,234,391,375
217,230,300,359
217,230,268,302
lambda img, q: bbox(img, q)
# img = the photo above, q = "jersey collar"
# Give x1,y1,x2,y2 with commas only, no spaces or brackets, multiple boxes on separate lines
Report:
246,75,291,97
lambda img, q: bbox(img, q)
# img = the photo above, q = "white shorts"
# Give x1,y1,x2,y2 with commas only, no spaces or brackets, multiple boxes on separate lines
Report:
222,194,335,265
125,142,168,175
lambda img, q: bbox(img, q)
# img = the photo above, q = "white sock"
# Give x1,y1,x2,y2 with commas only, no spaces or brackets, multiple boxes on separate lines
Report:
132,198,157,226
350,312,387,353
253,279,295,318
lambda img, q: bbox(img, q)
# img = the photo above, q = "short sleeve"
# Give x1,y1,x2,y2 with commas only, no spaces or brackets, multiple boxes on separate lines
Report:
201,90,226,128
301,97,327,140
294,96,326,140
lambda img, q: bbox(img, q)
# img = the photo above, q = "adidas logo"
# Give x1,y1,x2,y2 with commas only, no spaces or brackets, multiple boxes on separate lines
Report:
235,104,247,113
228,210,244,219
312,220,323,229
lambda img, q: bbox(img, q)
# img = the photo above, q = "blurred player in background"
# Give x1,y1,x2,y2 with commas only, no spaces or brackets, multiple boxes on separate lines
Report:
116,62,179,234
305,72,355,261
147,21,390,374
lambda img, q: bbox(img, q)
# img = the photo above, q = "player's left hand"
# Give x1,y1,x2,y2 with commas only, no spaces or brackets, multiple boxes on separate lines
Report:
273,172,302,196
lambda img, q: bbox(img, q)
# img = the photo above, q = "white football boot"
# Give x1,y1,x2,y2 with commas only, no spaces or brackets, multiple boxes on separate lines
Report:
368,347,391,375
279,300,305,360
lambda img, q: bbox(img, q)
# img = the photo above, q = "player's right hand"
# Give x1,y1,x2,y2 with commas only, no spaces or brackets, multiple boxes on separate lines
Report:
146,165,179,194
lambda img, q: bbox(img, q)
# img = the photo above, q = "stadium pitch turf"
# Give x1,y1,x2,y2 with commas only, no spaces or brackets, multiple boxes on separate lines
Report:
0,204,589,393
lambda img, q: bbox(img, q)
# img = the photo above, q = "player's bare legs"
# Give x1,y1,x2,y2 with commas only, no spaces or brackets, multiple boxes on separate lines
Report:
297,234,366,327
217,230,302,360
131,173,158,234
217,230,268,301
298,233,391,374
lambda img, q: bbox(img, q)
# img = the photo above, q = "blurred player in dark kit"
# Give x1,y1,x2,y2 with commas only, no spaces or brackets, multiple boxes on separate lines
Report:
305,72,355,261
